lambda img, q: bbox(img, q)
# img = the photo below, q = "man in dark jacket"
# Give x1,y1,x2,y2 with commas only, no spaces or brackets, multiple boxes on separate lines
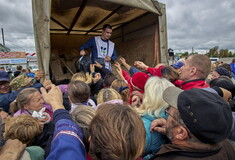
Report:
150,86,235,160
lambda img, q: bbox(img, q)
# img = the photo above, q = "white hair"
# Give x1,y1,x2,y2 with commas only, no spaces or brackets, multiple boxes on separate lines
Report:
136,76,174,117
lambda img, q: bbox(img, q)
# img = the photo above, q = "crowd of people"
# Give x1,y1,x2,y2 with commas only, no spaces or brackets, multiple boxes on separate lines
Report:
0,53,235,160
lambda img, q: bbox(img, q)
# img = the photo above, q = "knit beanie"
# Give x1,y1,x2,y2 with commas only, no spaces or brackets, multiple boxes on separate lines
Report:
215,67,231,78
130,72,150,91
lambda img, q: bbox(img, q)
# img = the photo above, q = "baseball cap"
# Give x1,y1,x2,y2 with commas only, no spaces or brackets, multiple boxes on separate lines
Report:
163,86,232,144
171,61,184,69
0,71,10,82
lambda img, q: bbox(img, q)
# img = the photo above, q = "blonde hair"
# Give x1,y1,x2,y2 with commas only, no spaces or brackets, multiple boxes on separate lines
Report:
97,88,122,104
89,103,145,160
5,114,42,145
71,105,95,152
9,88,38,114
110,79,130,102
136,77,174,117
71,72,86,82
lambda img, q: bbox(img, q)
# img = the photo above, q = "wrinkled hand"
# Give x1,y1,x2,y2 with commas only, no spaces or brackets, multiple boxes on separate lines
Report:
85,72,92,84
80,50,86,56
94,61,103,68
92,73,101,84
43,78,52,90
90,64,95,73
0,139,26,159
40,84,64,111
35,70,45,80
114,62,121,69
134,61,149,70
114,62,122,76
119,57,127,65
150,118,166,135
105,55,111,62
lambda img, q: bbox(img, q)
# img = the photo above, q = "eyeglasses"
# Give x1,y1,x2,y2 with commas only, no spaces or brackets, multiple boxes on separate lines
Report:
165,106,192,138
164,106,174,118
164,106,181,127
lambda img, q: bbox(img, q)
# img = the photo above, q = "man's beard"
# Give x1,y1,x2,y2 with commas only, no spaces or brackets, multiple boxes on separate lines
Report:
166,127,173,141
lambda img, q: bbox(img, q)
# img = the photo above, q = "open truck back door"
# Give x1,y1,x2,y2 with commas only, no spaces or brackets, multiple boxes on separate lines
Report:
32,0,168,83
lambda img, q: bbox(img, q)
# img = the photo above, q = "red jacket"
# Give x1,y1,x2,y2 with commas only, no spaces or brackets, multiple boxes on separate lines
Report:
146,66,208,90
146,66,165,77
174,79,209,90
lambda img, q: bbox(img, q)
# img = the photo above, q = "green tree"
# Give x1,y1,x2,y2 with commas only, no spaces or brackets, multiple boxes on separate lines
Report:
207,46,219,57
228,51,233,57
182,52,189,56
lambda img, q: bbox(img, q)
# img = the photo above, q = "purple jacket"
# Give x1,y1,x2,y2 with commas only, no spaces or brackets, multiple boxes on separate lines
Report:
13,103,53,120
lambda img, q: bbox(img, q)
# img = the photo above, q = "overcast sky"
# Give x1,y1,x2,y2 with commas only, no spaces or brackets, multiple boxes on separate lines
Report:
0,0,234,54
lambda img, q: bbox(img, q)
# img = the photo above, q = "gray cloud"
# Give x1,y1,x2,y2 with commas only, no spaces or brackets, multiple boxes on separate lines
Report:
160,0,235,52
0,0,35,53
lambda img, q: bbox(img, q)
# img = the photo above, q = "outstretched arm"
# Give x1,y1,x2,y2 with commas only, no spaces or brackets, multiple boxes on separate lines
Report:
134,61,149,71
114,62,125,80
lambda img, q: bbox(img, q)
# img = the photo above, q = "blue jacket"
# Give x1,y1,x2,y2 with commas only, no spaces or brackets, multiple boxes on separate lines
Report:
46,109,86,160
0,83,43,112
230,63,235,78
26,72,35,78
142,111,168,160
80,37,117,63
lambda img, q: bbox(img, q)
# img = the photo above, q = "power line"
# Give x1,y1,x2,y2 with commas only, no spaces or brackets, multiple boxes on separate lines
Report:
5,40,30,51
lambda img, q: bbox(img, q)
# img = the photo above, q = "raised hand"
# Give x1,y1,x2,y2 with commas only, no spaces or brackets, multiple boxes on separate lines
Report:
43,78,52,90
90,64,95,73
134,61,149,70
105,55,111,62
150,118,167,135
119,57,127,65
35,70,45,80
80,50,86,56
40,84,64,111
94,61,103,68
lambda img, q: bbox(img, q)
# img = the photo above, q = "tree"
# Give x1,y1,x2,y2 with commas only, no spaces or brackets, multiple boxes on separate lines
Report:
206,46,219,57
182,52,189,56
228,51,233,57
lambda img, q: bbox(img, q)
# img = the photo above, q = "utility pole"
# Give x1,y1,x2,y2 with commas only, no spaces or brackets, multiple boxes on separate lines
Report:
1,28,5,46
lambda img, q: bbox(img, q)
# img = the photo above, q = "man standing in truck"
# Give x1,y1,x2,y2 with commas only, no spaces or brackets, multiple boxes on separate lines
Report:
79,24,118,71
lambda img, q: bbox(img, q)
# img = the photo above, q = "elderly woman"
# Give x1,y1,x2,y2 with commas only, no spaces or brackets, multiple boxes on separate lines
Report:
136,76,174,160
10,88,53,122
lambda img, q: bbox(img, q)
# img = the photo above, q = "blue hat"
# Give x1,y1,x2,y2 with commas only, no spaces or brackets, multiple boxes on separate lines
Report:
171,61,184,69
0,71,10,81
